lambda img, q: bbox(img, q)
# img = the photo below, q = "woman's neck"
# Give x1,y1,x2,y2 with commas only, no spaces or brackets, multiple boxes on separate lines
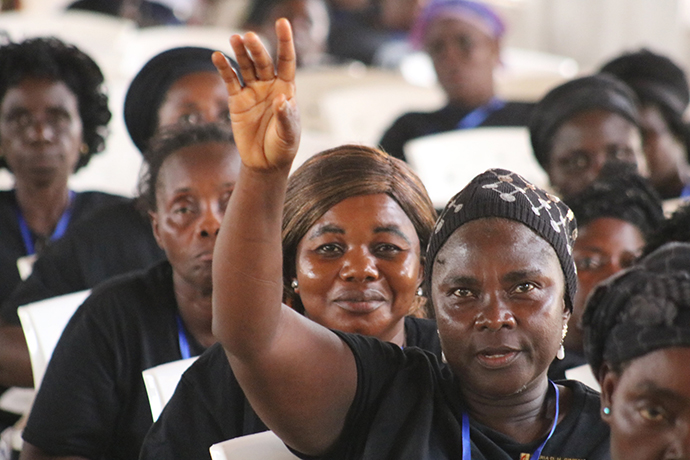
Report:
14,181,71,236
173,273,215,349
460,378,569,445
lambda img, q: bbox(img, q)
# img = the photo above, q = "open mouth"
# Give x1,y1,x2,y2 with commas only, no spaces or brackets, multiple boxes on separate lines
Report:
476,348,520,369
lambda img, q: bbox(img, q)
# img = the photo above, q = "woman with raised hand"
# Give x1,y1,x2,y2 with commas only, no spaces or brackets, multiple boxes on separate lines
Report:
212,19,609,459
140,143,439,460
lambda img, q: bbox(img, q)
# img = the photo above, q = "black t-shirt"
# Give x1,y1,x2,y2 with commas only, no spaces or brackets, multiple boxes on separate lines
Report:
301,331,610,460
1,199,164,324
139,317,441,460
22,261,207,460
379,102,535,162
0,190,126,305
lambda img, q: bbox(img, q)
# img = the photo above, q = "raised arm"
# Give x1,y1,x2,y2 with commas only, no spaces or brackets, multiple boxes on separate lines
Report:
211,19,357,455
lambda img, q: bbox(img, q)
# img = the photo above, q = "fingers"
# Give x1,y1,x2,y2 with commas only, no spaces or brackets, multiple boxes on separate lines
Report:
229,30,276,84
273,95,301,149
275,18,296,83
212,51,242,96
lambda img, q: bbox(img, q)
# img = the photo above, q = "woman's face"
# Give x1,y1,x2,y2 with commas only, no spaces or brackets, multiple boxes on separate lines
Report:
150,141,240,296
602,347,690,460
157,71,231,128
294,193,423,343
638,104,688,198
423,16,499,106
568,217,645,353
431,218,569,398
548,109,647,199
0,77,83,186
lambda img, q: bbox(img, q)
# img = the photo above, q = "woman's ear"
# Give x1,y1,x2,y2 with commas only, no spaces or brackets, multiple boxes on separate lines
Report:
599,362,619,424
148,211,164,249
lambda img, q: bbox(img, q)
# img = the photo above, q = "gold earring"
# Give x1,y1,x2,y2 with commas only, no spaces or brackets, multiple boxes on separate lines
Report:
80,143,89,154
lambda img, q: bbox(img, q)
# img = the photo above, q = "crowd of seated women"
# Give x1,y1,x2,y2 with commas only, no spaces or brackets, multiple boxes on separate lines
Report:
0,1,689,459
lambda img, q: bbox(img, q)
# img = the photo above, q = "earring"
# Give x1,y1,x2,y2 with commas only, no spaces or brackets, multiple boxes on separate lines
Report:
602,407,611,415
80,143,89,154
416,287,423,296
290,279,298,290
441,350,447,364
556,323,568,360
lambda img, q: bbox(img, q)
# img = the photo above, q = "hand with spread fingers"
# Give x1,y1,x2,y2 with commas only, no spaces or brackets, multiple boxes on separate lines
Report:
212,18,300,171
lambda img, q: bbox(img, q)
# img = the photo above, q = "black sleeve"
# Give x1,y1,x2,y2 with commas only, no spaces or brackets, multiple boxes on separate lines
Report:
21,294,124,458
378,115,415,162
140,344,268,460
1,235,88,325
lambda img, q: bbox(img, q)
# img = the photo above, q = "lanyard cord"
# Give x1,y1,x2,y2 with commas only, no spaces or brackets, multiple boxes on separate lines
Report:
15,190,75,255
461,380,560,460
456,97,506,130
176,314,192,360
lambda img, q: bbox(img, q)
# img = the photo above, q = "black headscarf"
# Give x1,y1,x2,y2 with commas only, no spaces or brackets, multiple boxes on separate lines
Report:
124,47,240,153
583,242,690,376
529,74,640,169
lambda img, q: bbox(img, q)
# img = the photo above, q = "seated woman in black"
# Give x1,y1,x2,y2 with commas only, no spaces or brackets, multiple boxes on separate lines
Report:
140,144,440,459
549,169,664,380
0,37,123,312
208,19,610,459
529,73,648,201
19,123,240,460
583,242,690,460
0,47,241,392
378,0,534,162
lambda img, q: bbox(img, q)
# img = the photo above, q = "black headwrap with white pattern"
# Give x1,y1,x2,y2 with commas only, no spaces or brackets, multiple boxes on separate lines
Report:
426,168,578,311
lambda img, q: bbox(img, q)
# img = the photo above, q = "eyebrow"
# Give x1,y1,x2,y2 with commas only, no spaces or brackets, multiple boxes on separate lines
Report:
503,269,544,284
634,380,685,402
374,225,412,244
308,224,344,239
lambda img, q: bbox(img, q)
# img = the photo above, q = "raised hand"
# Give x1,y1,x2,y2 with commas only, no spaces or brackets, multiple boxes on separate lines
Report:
212,18,300,171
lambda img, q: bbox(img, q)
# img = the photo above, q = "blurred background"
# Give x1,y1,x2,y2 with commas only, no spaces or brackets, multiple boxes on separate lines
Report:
0,0,688,197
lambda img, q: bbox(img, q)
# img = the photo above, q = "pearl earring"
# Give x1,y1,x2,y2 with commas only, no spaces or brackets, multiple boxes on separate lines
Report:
290,279,298,290
556,323,568,360
416,287,423,296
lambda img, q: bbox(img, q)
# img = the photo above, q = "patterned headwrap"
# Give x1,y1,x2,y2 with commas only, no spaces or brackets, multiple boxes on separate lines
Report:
583,242,690,375
409,0,505,50
426,168,578,311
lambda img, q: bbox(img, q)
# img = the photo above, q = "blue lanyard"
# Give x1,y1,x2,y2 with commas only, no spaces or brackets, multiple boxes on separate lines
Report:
461,380,559,460
456,98,506,130
15,190,75,255
176,314,192,360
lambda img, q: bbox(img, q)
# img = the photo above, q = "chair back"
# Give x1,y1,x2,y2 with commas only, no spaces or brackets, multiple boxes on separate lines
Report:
17,290,91,389
142,356,198,422
209,431,299,460
405,126,549,209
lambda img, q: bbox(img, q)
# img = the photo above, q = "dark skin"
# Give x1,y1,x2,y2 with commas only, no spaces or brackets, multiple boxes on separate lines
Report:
600,347,690,460
20,141,241,460
0,67,237,390
0,77,84,388
211,19,573,455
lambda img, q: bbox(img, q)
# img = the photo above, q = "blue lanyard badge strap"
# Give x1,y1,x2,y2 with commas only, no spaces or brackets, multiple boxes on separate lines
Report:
461,380,560,460
456,98,506,130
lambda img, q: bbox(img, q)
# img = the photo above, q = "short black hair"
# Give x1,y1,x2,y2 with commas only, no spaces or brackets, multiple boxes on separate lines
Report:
137,122,236,213
565,168,664,239
643,201,690,256
0,36,111,171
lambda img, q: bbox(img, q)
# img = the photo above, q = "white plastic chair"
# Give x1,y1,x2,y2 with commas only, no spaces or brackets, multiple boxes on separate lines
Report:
404,126,550,209
141,356,198,422
17,290,91,389
209,431,299,460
